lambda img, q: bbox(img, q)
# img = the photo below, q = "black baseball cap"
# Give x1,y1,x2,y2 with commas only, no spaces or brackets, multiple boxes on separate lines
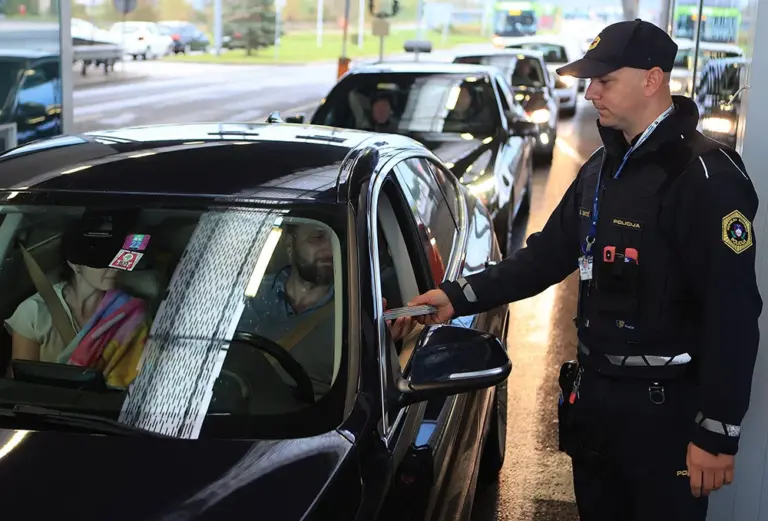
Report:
556,19,678,79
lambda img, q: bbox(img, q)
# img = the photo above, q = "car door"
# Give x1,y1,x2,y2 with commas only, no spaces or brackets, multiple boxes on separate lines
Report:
370,156,494,521
491,74,528,216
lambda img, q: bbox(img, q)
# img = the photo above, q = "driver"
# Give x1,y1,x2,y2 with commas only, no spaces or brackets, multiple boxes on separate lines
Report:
368,93,398,133
238,223,414,399
512,59,533,84
444,85,492,133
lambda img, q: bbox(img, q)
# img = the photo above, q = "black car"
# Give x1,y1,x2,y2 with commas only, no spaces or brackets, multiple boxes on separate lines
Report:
308,62,538,257
695,57,748,149
453,49,559,162
0,122,512,521
158,21,210,54
0,49,62,148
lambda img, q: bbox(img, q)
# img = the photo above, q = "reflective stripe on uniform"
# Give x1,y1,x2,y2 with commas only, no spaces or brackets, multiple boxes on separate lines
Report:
695,411,741,437
457,277,478,303
579,342,692,367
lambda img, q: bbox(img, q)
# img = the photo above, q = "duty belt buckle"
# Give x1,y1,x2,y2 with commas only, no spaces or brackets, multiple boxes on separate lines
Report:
649,382,665,405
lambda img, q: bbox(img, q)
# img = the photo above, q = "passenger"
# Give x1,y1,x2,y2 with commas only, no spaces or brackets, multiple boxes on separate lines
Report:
5,214,151,388
238,223,414,397
369,94,398,133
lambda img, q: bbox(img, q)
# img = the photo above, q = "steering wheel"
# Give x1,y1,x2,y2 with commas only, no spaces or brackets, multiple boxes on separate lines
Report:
230,331,315,405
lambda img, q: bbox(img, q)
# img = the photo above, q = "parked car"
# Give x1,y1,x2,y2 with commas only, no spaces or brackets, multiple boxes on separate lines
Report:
504,35,582,116
158,21,210,54
0,121,512,521
0,49,61,147
695,56,748,149
670,38,744,97
453,49,559,162
108,21,173,60
308,62,538,256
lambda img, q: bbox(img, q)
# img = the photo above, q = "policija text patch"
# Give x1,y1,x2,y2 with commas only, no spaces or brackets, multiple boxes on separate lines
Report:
722,210,753,254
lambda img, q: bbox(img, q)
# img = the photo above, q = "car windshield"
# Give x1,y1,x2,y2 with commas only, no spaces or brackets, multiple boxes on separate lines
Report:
315,72,499,136
0,60,23,115
454,55,546,88
0,201,345,439
513,43,568,64
494,10,536,35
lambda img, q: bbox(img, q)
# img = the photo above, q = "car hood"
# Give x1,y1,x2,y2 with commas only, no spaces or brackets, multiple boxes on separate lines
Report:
405,132,498,182
0,427,353,520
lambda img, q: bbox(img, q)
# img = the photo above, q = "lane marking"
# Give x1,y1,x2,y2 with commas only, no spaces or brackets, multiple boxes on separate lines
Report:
555,139,586,165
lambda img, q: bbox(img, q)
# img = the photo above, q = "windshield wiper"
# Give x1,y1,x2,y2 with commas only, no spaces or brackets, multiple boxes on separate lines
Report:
0,404,170,437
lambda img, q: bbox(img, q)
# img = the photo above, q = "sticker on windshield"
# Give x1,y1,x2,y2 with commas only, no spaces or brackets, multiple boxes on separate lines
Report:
109,249,143,271
123,233,151,251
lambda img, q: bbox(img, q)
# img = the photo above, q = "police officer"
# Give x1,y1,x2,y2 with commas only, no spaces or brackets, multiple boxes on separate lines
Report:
409,19,762,520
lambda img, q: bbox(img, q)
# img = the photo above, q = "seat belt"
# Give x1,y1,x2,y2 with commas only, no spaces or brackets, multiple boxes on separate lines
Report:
18,243,77,346
278,301,334,351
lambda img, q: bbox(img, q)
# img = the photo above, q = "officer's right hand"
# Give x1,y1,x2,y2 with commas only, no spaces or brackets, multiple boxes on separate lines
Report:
408,290,455,325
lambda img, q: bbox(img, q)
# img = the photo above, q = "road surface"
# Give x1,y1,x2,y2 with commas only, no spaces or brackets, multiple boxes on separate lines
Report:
72,46,485,133
471,97,601,521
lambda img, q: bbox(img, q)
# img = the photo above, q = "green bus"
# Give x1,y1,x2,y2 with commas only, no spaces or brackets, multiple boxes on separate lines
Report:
674,5,741,43
492,1,538,37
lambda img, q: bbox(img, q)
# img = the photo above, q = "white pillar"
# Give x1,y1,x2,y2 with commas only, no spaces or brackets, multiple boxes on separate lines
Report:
214,0,222,55
60,0,73,134
707,0,768,518
317,0,324,47
357,0,364,48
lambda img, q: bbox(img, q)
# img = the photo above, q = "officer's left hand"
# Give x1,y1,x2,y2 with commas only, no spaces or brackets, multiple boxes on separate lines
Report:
686,442,735,497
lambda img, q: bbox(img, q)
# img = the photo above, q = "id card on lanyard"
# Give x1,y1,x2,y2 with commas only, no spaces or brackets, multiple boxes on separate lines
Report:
577,104,675,282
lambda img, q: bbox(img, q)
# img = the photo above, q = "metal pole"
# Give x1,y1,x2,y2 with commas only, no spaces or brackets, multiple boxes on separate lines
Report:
213,0,222,56
341,0,351,59
357,0,364,48
664,0,676,36
60,0,74,134
416,0,424,39
275,7,281,59
379,35,384,61
691,0,704,97
317,0,323,47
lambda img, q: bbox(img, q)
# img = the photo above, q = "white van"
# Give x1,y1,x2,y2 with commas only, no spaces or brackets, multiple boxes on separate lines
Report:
670,38,744,97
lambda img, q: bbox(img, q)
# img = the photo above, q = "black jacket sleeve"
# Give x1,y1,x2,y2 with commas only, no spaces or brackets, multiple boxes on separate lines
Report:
677,148,762,455
440,171,583,317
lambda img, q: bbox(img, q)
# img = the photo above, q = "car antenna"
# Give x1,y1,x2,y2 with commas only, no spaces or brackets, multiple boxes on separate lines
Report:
266,112,284,123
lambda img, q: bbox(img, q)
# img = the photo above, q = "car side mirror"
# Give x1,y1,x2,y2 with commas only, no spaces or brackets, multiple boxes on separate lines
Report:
396,325,511,407
17,102,47,120
285,113,306,124
507,113,538,137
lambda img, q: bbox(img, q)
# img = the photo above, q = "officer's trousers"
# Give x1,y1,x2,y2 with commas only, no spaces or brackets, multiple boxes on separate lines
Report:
563,366,709,521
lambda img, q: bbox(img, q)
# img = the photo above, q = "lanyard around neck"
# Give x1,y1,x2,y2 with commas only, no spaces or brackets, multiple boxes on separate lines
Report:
581,104,675,255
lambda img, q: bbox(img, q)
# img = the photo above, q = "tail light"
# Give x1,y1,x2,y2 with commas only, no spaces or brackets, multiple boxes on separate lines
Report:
172,33,180,40
234,32,242,39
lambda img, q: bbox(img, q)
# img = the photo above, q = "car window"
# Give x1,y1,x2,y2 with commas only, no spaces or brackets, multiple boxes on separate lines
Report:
425,158,461,226
17,63,57,107
0,203,345,439
514,43,568,64
0,60,24,110
494,77,513,113
510,56,546,88
314,72,500,136
395,158,458,284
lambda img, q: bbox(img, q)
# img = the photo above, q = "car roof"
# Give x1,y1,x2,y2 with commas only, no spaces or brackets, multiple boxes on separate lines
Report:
0,123,421,204
453,49,545,59
674,38,744,53
350,62,498,76
0,49,57,60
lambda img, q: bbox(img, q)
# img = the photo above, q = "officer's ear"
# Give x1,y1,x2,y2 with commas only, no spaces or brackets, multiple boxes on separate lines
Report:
644,67,666,96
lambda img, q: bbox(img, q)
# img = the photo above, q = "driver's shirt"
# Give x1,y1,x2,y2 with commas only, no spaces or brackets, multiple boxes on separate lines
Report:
237,266,336,399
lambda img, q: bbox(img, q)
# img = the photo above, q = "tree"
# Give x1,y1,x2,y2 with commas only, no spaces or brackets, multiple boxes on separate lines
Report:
159,0,194,22
224,0,276,55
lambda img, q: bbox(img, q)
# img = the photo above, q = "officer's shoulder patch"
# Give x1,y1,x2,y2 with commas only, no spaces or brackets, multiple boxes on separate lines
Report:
722,210,753,254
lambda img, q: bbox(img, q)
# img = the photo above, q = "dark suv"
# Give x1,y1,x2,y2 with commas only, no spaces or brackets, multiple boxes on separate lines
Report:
695,57,748,149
